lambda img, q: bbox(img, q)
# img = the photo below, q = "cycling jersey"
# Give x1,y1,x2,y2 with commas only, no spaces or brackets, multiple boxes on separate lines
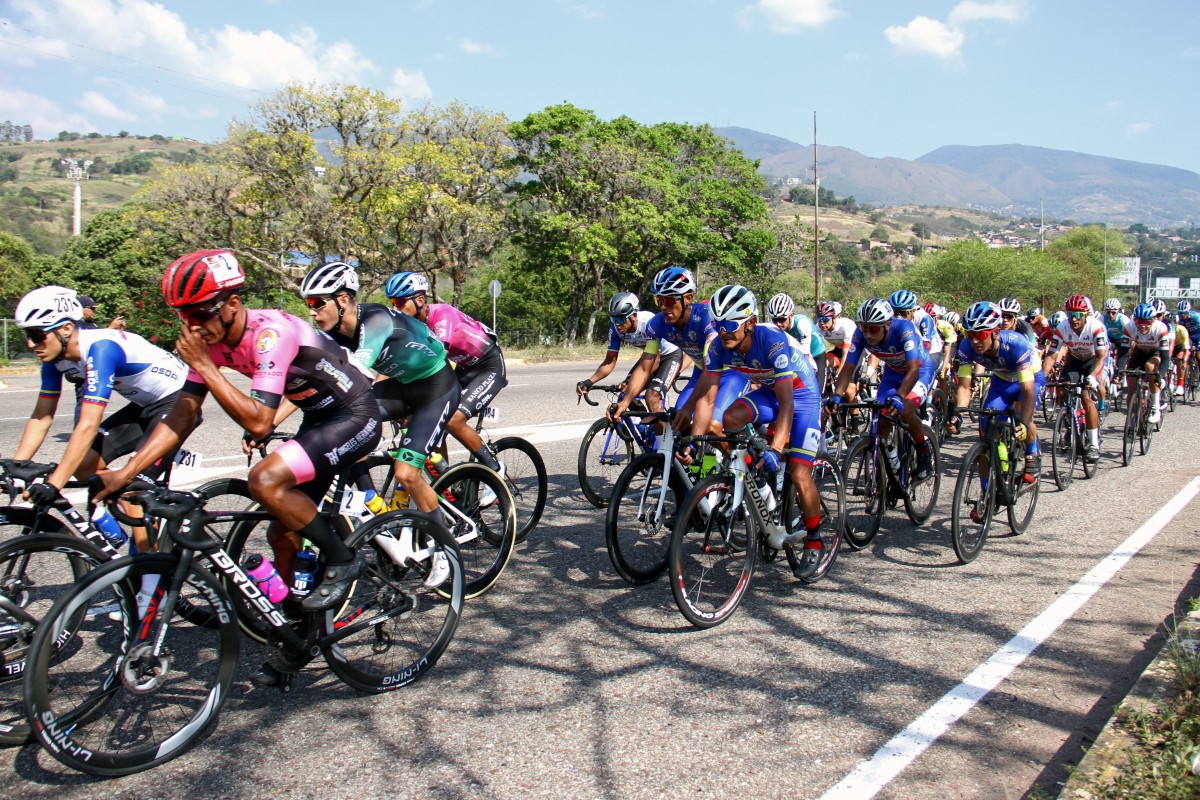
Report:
779,313,826,360
1047,317,1109,360
1178,310,1200,342
845,318,933,375
424,303,498,369
955,330,1037,384
1123,319,1171,354
819,317,857,350
184,308,372,412
1103,313,1130,347
644,302,716,363
913,308,944,353
606,310,680,356
936,320,957,349
1176,324,1191,348
335,303,447,383
41,329,185,408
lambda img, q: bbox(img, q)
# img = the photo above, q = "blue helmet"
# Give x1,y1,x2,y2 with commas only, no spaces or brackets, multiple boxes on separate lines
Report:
963,301,1003,332
384,271,430,299
650,266,696,297
1132,302,1155,321
1179,300,1193,313
889,289,917,311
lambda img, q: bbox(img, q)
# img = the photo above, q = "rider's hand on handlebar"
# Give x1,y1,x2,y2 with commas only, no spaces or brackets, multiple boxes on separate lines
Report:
885,395,906,416
576,379,592,396
241,430,268,457
759,448,783,473
91,470,129,504
24,480,61,506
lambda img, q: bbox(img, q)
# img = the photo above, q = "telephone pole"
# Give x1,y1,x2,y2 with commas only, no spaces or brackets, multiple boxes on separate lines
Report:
812,112,820,307
61,158,93,236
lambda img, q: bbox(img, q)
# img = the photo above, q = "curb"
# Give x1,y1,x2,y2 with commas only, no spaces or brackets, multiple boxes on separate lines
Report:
1058,608,1200,797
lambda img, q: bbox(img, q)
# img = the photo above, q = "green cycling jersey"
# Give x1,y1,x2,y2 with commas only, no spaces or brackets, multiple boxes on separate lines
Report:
332,303,447,383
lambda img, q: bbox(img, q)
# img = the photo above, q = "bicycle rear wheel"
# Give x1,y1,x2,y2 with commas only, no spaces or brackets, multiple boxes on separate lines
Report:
1050,409,1077,490
841,436,886,550
578,419,635,508
903,426,941,525
951,442,993,564
325,511,463,693
1005,448,1040,535
605,453,682,585
23,553,238,776
1139,398,1153,454
1121,394,1139,466
668,475,755,629
430,462,516,598
489,436,548,543
782,453,845,585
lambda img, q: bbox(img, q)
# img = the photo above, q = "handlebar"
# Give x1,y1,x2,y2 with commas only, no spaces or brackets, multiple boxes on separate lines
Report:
578,384,625,407
246,430,295,465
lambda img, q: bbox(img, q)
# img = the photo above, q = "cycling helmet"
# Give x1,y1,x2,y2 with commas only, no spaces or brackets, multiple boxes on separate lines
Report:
816,300,840,318
1064,294,1090,313
1049,310,1067,327
709,284,757,322
650,266,696,297
1150,298,1168,316
162,249,245,307
1132,303,1155,321
889,289,917,311
15,286,83,330
384,271,430,299
300,261,359,297
1026,307,1043,321
943,310,961,327
923,302,936,316
857,298,894,325
1178,300,1193,313
930,303,946,318
1103,298,1122,312
765,292,795,319
997,297,1021,314
964,301,1003,332
608,291,640,320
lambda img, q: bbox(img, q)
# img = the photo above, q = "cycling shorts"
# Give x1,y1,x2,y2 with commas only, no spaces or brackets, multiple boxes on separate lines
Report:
1172,343,1188,359
373,363,460,461
93,391,202,481
1127,347,1170,378
1061,354,1100,386
877,365,934,407
730,385,822,465
980,373,1045,432
648,350,683,400
274,391,382,503
455,346,507,420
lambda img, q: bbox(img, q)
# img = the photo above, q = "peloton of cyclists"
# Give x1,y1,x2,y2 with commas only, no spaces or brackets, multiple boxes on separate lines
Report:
766,292,828,392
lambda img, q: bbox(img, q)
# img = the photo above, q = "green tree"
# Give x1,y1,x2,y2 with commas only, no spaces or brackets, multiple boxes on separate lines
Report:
894,239,1077,311
870,224,890,243
1046,225,1122,302
0,230,36,317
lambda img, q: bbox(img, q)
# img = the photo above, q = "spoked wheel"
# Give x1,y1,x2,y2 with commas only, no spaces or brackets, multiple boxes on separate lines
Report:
1139,399,1154,455
488,436,548,543
782,453,846,585
951,442,993,564
902,425,941,526
1005,448,1040,535
1050,409,1077,491
668,474,755,629
841,435,886,550
578,419,635,508
430,463,516,599
927,388,948,445
23,554,238,776
1040,387,1056,425
605,453,683,585
1121,394,1139,466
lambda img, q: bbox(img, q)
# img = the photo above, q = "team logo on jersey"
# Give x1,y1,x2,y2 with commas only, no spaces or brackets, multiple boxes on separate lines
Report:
774,353,790,370
256,329,279,355
903,339,914,352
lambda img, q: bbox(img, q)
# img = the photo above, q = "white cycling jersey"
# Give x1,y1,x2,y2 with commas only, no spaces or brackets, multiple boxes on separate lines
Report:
820,317,857,349
1123,319,1171,353
606,310,679,355
1048,317,1109,361
43,329,186,407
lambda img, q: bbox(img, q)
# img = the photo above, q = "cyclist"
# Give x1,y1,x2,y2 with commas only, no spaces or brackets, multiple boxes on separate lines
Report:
385,271,508,482
766,292,827,391
298,262,460,522
1176,300,1200,397
1123,302,1171,424
1103,299,1131,373
1042,294,1109,464
951,301,1042,487
95,250,381,620
816,300,856,369
689,285,825,579
827,298,936,481
577,291,684,417
13,285,200,552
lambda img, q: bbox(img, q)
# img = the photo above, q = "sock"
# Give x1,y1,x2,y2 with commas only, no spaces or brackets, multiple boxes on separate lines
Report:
1151,391,1160,410
298,515,354,565
1088,428,1099,447
804,515,822,544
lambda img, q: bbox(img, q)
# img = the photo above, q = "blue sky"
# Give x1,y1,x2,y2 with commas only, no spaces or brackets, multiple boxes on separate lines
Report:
3,0,1199,175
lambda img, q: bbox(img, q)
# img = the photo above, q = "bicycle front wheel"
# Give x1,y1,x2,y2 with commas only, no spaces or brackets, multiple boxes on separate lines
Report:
668,474,755,629
782,453,845,585
1050,409,1077,491
24,553,239,776
324,511,463,693
903,426,941,526
1121,394,1139,466
431,462,516,598
605,453,682,585
951,442,993,564
841,435,886,550
1005,449,1040,535
490,436,548,543
578,418,634,508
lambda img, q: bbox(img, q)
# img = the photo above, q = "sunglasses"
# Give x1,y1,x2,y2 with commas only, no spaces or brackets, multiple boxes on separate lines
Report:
1067,311,1086,320
1001,313,1017,320
771,317,789,325
716,318,746,334
862,323,887,336
306,295,334,311
1134,319,1153,327
25,327,49,345
966,329,995,342
176,298,227,326
817,316,833,323
654,295,682,309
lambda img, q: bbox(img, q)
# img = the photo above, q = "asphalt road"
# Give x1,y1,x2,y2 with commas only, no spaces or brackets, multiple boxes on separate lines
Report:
1,360,1198,799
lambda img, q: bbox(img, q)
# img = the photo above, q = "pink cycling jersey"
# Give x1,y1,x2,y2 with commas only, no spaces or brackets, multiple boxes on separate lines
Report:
424,303,497,369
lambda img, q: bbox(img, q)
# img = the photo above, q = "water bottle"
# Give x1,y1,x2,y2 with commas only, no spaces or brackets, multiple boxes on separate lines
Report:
425,451,446,481
389,489,410,510
363,489,388,516
996,440,1009,475
885,444,901,475
752,472,777,516
91,506,127,548
291,547,318,599
242,553,289,603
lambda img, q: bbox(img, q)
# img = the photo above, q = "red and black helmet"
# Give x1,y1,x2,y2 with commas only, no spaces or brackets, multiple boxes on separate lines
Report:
162,249,245,308
1064,294,1090,313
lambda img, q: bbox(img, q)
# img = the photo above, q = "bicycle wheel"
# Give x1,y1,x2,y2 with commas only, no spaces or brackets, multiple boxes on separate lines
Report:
783,453,845,585
605,453,685,585
951,442,993,564
1005,448,1040,535
578,418,635,508
903,425,941,526
1140,398,1153,455
24,553,239,776
1040,386,1056,425
1187,362,1200,403
1050,409,1077,491
928,388,947,444
668,474,755,628
430,462,516,598
324,510,463,693
0,532,108,746
490,436,548,543
1121,393,1139,466
1167,380,1176,414
841,435,886,550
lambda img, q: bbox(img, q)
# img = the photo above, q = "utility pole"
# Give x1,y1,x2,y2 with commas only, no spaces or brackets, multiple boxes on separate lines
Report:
812,112,820,307
1039,200,1044,251
61,158,93,236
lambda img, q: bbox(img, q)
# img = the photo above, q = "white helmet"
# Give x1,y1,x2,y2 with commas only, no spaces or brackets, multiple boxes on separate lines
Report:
16,286,83,330
300,261,360,297
765,292,795,319
857,298,894,325
1103,298,1121,312
709,284,757,323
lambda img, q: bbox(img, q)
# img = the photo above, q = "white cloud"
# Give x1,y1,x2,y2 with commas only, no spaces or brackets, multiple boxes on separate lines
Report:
740,0,842,33
458,38,498,56
389,68,433,108
948,0,1028,26
0,86,95,138
1125,122,1152,137
884,16,965,60
78,90,137,122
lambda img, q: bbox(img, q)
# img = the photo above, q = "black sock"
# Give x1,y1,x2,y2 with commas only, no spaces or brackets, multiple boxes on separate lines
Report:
473,446,500,472
298,516,354,565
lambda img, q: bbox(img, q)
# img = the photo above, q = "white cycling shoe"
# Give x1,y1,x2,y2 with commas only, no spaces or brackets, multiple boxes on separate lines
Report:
477,461,507,507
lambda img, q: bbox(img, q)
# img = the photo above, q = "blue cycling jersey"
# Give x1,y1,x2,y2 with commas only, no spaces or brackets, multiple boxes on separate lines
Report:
644,302,715,363
955,330,1037,383
40,329,186,408
845,318,933,375
704,322,818,393
1179,310,1200,343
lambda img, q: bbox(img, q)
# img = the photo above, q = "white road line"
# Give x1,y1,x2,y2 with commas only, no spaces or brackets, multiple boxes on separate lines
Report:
820,475,1200,800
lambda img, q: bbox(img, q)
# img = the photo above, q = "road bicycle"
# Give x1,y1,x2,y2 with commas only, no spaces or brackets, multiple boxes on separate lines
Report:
949,408,1040,564
1120,369,1158,465
576,384,658,508
1184,346,1200,404
22,483,464,777
666,426,845,628
1048,376,1102,490
457,400,548,543
839,399,942,550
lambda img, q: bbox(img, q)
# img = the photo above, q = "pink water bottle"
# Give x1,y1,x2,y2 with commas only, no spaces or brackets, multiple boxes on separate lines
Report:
242,554,289,603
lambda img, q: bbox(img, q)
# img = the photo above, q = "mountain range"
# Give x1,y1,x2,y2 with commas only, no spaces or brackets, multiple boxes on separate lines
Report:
715,127,1200,228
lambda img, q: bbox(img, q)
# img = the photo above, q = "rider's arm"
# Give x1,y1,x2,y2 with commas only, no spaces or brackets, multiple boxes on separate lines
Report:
98,391,204,498
47,401,105,489
581,349,620,391
611,349,657,418
686,370,721,435
176,325,275,440
13,363,64,460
